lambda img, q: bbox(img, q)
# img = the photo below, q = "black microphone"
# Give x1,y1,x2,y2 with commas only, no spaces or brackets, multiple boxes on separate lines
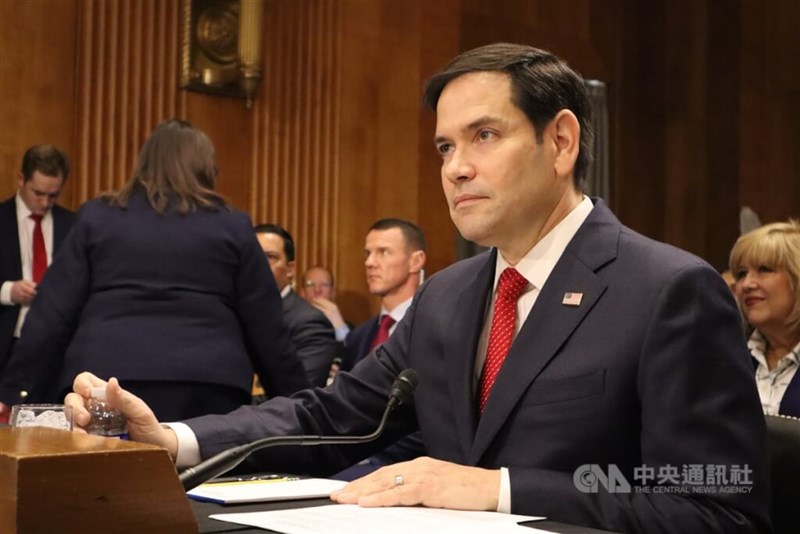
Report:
179,368,419,491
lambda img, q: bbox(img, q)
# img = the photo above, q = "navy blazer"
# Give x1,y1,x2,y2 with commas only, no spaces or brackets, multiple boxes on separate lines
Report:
185,200,769,533
282,289,338,388
778,373,800,417
780,371,800,416
752,355,800,417
342,316,379,372
0,192,308,404
0,196,74,371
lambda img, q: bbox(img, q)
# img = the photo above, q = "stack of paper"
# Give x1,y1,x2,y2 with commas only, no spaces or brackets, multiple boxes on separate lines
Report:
187,478,347,504
210,505,547,534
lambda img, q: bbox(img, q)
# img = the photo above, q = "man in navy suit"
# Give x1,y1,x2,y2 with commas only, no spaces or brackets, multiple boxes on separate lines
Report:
0,145,74,422
68,44,769,532
254,224,338,388
341,218,427,374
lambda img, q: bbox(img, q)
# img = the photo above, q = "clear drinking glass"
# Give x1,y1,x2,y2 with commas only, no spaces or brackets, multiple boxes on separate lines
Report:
9,404,73,431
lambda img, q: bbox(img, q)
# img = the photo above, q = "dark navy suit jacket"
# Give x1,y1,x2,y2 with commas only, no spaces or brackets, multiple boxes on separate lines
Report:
184,200,769,533
0,196,75,371
341,316,379,372
0,191,308,406
282,289,338,388
780,372,800,416
337,310,425,479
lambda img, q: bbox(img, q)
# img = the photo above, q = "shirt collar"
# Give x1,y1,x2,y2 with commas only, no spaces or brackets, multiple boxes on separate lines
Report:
381,297,413,323
493,196,594,292
280,285,293,299
748,329,800,370
15,192,51,222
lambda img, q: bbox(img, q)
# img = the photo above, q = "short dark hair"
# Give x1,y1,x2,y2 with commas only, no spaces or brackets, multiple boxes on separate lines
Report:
369,218,426,253
21,145,70,182
423,43,594,187
254,223,295,262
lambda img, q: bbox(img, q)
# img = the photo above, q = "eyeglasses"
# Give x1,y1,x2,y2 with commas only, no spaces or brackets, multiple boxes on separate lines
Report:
303,280,331,289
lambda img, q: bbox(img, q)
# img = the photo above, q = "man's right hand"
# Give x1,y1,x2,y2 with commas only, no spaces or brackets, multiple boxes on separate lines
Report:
10,280,37,305
65,373,179,460
310,297,346,329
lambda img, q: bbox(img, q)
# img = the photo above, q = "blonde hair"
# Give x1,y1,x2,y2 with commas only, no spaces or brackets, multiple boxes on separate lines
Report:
729,219,800,334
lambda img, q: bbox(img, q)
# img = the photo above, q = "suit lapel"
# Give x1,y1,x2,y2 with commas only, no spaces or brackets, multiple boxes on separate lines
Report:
779,363,800,416
52,206,70,253
469,200,619,463
0,199,22,279
360,316,379,361
444,250,496,461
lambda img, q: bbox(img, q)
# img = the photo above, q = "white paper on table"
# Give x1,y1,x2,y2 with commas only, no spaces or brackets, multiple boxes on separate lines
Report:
210,504,548,534
188,478,347,504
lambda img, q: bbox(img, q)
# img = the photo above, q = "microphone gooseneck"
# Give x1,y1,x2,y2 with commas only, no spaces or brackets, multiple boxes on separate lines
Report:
179,368,419,491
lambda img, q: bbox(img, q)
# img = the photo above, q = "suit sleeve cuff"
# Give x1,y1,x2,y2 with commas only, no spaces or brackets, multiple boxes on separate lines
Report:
1,281,13,305
498,466,511,513
164,422,202,468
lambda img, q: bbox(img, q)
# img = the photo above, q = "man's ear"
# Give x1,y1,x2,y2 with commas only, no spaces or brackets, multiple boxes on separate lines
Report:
409,250,426,273
18,172,25,189
551,109,580,178
288,260,296,281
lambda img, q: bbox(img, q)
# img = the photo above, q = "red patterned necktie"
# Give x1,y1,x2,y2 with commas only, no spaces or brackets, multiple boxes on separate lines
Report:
30,214,47,284
369,314,396,351
478,267,528,412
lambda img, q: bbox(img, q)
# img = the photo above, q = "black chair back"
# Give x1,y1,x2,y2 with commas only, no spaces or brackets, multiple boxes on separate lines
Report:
765,414,800,534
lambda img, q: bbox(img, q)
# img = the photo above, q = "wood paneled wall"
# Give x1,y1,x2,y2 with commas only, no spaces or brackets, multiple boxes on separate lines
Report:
1,0,798,323
74,0,185,201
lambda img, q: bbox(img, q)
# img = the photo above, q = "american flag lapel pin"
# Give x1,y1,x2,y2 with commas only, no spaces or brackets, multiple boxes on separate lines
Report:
562,292,583,306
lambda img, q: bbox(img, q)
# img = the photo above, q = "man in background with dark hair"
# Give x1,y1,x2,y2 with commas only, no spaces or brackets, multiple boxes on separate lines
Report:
0,145,75,422
254,224,338,388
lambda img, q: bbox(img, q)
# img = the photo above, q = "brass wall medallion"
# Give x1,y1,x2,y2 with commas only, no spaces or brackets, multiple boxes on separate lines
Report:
197,3,238,64
181,0,244,97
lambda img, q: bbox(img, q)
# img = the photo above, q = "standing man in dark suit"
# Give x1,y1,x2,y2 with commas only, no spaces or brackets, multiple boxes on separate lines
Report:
0,145,74,423
254,224,338,388
68,44,769,532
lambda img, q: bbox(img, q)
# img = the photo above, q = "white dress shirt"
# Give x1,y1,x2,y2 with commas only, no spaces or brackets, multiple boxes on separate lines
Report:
380,297,413,337
0,193,56,337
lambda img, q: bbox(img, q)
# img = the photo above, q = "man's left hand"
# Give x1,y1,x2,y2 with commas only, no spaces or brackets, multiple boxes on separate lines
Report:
330,457,500,511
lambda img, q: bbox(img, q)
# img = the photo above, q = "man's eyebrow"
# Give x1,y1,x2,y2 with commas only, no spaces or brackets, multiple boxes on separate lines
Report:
434,116,502,144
